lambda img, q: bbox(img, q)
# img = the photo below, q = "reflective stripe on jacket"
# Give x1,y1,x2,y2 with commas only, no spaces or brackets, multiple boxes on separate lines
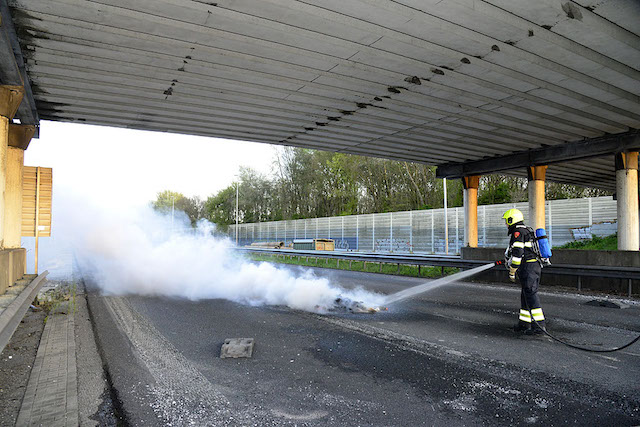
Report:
507,223,537,267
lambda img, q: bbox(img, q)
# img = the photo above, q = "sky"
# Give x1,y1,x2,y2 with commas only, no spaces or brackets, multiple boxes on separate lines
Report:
24,121,278,207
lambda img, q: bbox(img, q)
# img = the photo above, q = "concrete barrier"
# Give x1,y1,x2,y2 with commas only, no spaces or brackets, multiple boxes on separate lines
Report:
0,248,26,295
0,271,48,354
0,252,8,295
461,247,639,295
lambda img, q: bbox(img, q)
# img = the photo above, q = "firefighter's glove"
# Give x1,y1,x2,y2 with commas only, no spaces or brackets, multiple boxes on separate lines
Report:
508,266,518,283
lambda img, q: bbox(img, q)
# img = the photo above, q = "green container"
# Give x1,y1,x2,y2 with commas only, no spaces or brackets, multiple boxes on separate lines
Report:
293,239,315,250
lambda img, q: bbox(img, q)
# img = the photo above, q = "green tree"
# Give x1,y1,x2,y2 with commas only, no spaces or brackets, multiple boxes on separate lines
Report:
238,167,275,223
202,148,611,225
204,186,237,232
546,182,610,200
177,196,205,226
152,191,205,227
327,153,359,215
152,190,185,213
478,175,527,205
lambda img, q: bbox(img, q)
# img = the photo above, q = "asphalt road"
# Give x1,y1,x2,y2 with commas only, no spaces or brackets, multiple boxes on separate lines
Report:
87,267,640,426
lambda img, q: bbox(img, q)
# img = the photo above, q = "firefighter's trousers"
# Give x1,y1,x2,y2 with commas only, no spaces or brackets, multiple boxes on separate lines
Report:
517,261,545,329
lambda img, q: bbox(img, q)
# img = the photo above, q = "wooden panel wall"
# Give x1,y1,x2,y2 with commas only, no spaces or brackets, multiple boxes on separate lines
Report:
22,166,52,237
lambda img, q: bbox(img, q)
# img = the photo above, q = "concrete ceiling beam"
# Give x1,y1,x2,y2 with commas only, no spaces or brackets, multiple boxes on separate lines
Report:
7,123,35,149
0,0,38,130
446,0,640,81
24,46,605,141
28,62,563,149
0,18,22,86
30,99,433,157
29,33,637,131
21,26,624,145
301,0,640,101
32,89,523,158
18,2,638,127
7,0,640,189
436,131,640,178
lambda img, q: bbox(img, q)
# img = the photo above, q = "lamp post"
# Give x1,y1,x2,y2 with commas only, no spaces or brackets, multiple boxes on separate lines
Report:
171,194,175,234
444,178,449,255
235,181,239,245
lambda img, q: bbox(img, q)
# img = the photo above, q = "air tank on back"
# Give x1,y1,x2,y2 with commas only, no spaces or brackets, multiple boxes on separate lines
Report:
535,228,552,259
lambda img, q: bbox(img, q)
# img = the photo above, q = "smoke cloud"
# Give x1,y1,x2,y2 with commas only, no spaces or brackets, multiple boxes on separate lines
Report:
33,195,384,312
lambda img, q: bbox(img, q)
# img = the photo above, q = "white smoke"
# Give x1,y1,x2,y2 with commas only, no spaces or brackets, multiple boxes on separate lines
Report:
32,195,384,312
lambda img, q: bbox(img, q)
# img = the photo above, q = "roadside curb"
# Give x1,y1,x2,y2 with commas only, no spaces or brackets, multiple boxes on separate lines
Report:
0,272,49,355
82,284,130,426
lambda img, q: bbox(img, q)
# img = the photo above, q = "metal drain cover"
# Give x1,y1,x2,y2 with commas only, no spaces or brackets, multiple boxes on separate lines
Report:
220,338,255,359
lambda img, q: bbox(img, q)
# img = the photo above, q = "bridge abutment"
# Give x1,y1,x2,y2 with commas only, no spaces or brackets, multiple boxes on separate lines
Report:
528,165,547,231
0,86,27,292
5,142,24,249
462,175,480,248
615,152,639,251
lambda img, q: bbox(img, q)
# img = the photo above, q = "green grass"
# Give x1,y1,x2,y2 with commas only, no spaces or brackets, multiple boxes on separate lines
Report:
249,253,460,278
554,234,618,251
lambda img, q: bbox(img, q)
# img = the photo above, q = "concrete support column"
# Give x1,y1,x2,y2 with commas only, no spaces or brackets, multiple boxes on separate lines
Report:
615,152,639,251
0,116,6,248
0,86,24,249
527,166,547,230
4,145,24,247
462,175,480,247
4,124,34,247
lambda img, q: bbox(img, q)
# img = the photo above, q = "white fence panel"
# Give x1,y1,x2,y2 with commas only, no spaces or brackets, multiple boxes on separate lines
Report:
359,214,374,251
230,197,621,254
373,213,391,251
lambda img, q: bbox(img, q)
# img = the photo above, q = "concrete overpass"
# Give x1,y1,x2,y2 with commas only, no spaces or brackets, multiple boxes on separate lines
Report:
1,0,639,289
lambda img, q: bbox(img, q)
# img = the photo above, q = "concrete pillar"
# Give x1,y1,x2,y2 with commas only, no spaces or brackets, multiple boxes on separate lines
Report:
462,175,480,247
0,86,24,249
4,125,34,286
527,166,547,230
0,118,6,249
4,124,33,248
4,145,24,247
615,152,639,251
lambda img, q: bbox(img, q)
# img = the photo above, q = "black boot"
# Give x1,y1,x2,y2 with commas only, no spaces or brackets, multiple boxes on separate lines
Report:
526,321,546,335
513,321,531,333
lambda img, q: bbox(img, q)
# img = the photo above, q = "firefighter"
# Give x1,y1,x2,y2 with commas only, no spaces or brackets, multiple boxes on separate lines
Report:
502,209,546,334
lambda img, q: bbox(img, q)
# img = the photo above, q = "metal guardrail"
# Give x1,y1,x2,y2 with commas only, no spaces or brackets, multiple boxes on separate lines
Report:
238,247,640,282
0,271,49,354
239,247,483,268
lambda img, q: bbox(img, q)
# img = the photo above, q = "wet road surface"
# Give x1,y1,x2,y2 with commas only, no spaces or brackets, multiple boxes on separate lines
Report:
87,267,640,426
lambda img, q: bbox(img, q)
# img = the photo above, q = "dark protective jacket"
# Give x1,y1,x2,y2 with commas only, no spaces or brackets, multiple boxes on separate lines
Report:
506,222,538,268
